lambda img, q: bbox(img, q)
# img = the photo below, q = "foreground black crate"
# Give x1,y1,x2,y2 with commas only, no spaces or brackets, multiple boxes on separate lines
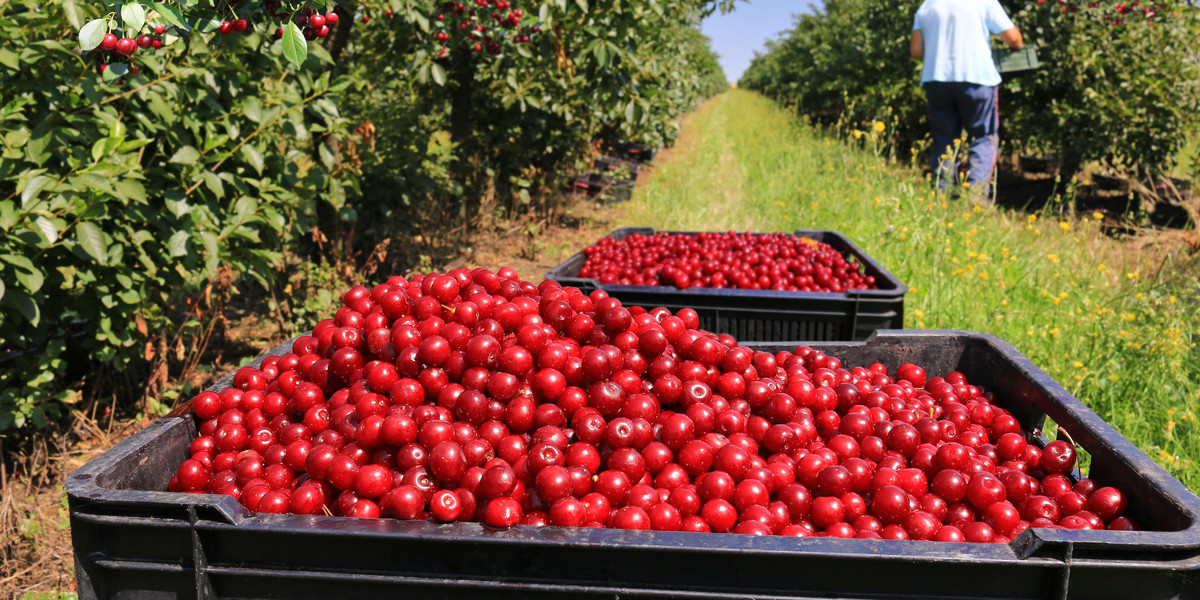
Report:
67,331,1200,600
545,227,906,342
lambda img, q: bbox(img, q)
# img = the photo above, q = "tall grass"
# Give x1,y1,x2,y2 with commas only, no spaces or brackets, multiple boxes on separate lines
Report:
622,90,1200,490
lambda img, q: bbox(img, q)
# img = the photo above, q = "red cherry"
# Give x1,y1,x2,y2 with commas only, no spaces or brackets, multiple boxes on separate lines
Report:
113,37,137,56
1039,440,1077,475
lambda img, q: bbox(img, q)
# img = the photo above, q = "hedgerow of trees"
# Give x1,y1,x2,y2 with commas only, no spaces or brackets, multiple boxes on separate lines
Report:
740,0,1200,182
0,0,732,432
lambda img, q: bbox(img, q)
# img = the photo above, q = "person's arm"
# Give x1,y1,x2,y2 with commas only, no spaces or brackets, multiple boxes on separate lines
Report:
999,26,1023,50
910,30,924,60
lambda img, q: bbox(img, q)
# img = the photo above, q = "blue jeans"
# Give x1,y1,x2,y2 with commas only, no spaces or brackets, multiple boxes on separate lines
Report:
925,82,999,191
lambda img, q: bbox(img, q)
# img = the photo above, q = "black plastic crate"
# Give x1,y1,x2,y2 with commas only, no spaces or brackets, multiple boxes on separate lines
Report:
545,227,906,342
613,142,657,163
567,174,634,205
66,331,1200,599
593,155,642,180
597,179,634,205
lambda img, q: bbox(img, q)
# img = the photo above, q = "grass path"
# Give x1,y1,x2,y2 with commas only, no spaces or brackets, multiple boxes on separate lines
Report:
620,90,1200,490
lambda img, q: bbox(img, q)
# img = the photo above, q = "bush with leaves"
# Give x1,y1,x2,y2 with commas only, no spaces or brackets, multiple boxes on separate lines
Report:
999,0,1200,180
339,1,730,226
0,0,732,433
740,0,1200,179
0,0,356,429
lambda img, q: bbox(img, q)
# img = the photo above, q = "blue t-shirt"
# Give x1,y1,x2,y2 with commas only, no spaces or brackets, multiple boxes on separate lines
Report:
913,0,1015,86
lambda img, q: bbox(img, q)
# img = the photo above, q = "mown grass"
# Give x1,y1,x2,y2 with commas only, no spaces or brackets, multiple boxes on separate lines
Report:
622,90,1200,491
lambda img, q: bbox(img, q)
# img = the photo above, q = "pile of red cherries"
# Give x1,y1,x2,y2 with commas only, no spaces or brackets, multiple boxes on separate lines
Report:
173,268,1135,541
577,232,878,292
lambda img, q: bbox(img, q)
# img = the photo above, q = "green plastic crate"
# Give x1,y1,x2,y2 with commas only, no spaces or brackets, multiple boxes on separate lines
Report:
993,45,1040,74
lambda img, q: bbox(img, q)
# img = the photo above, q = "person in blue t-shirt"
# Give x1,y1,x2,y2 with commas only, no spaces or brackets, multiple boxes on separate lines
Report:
911,0,1023,196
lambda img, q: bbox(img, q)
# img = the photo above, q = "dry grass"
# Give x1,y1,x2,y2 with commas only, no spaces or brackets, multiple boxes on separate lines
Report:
0,411,143,599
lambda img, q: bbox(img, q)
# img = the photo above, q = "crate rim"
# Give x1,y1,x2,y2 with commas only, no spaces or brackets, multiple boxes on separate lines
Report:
67,330,1200,566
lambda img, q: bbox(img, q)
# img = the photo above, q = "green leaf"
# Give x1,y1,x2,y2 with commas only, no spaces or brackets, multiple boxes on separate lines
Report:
91,137,115,163
0,48,20,70
63,0,86,29
281,22,308,68
4,288,39,326
164,194,189,218
575,0,588,13
431,62,447,86
21,175,53,207
150,2,187,29
170,145,201,165
1,254,36,274
413,11,430,32
79,19,109,51
75,221,109,264
113,179,146,203
120,3,146,34
102,62,129,82
0,277,5,303
233,196,257,219
15,265,44,295
241,96,263,123
240,144,264,174
199,230,219,272
202,171,224,198
318,142,336,170
35,216,58,245
594,42,608,67
26,122,52,166
167,230,189,257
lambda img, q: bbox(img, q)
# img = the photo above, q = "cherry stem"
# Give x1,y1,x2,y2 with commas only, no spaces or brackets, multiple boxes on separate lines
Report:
1056,426,1077,449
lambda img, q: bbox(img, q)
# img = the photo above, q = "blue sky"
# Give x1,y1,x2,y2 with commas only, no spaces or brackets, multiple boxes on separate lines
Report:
701,1,823,84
